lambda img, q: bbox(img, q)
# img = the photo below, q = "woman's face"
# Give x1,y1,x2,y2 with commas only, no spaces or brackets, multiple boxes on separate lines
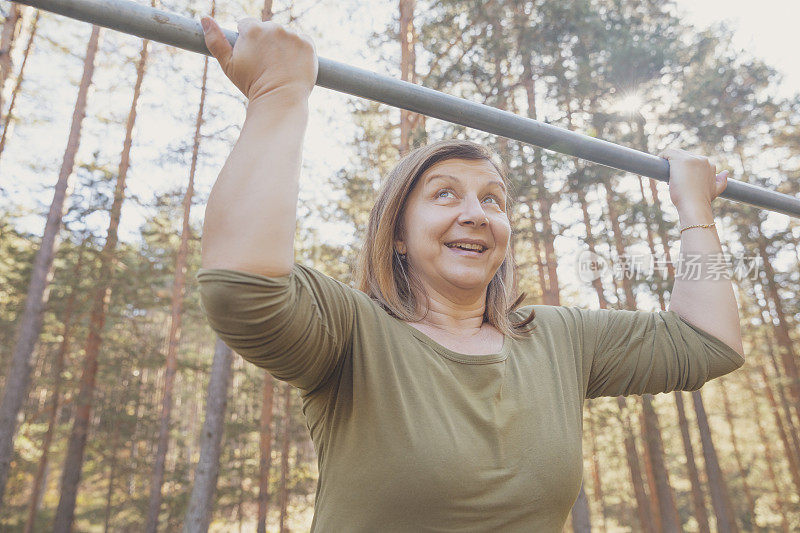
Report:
396,158,511,300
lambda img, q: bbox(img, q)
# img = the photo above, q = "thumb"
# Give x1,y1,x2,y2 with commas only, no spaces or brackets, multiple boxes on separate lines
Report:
714,170,729,199
201,17,232,70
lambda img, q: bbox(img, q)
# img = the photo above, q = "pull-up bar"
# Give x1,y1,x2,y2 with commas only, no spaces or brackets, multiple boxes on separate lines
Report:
12,0,800,218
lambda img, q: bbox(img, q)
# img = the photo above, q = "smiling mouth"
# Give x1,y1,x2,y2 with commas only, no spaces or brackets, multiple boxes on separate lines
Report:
445,243,487,254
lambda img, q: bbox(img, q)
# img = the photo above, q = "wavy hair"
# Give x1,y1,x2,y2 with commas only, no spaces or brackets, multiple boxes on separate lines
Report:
355,139,535,338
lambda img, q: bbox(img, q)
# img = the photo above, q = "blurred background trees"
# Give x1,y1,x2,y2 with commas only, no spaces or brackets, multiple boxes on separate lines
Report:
0,0,798,530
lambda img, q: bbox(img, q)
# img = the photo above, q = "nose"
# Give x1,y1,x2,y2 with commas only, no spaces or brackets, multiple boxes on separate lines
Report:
457,195,488,227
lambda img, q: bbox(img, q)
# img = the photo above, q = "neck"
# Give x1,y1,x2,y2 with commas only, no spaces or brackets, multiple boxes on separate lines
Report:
410,285,487,335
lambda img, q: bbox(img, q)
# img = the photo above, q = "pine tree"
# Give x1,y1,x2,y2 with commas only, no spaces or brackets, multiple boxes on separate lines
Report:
146,8,211,528
0,10,39,161
54,33,149,531
23,232,90,533
0,24,102,510
0,4,23,118
183,339,234,532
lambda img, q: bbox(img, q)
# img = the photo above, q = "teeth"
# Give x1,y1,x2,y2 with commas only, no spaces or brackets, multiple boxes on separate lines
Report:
446,242,486,252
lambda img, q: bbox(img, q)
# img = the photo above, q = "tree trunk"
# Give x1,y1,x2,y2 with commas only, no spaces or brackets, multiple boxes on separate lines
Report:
0,4,23,116
102,422,122,533
737,146,800,418
398,0,417,153
128,365,146,496
575,180,610,308
23,238,87,533
639,395,680,532
584,402,607,533
261,0,273,21
754,234,800,415
742,363,791,532
278,383,293,533
601,180,636,309
237,435,246,533
756,356,800,492
718,380,756,521
673,392,711,533
563,96,609,310
0,10,38,161
53,34,146,532
747,278,800,464
617,396,655,533
691,390,738,532
146,40,209,533
528,221,548,304
763,332,800,467
521,60,559,305
637,420,661,531
0,24,101,510
183,339,234,533
646,179,673,270
257,374,276,533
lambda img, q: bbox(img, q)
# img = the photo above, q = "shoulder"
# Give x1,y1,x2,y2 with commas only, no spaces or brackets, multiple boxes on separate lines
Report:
291,263,394,316
510,305,619,346
512,304,593,325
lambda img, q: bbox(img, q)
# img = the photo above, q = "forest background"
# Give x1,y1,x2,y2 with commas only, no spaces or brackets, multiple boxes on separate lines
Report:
0,0,799,531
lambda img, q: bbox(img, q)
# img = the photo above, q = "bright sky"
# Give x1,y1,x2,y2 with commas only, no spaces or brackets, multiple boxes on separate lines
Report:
674,0,800,98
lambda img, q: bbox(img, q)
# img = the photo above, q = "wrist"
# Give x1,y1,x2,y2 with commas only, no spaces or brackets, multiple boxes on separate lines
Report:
248,84,311,107
244,89,309,125
677,202,714,226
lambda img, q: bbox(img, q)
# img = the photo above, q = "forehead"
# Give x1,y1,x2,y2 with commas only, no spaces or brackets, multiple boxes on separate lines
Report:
419,158,503,187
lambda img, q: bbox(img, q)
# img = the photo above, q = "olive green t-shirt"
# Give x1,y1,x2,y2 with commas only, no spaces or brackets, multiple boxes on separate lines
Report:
197,263,744,532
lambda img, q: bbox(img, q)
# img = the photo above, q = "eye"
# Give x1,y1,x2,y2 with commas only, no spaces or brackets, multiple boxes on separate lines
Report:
436,189,456,199
483,194,502,206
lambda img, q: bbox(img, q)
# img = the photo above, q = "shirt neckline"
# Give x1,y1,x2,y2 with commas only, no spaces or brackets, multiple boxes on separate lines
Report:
396,319,510,365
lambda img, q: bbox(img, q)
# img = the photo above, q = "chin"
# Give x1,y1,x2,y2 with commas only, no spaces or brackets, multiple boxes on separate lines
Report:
444,273,493,291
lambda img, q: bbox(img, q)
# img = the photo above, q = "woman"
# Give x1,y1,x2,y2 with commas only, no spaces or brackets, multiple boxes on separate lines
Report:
197,17,745,532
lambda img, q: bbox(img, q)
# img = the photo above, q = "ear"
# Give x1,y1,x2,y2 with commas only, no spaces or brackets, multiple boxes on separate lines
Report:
394,217,407,255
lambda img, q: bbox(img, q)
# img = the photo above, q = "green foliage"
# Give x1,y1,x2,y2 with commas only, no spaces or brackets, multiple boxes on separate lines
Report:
2,0,799,531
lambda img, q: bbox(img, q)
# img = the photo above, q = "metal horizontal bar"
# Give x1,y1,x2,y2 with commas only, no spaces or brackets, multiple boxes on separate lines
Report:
12,0,800,218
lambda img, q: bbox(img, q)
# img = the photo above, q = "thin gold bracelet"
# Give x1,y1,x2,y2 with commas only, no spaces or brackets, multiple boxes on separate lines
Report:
679,221,716,234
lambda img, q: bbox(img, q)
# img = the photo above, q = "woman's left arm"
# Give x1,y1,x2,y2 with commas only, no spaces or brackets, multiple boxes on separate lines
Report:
661,148,745,357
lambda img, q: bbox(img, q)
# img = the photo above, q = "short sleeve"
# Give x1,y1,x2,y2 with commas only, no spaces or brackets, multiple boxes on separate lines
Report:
196,263,356,392
567,307,745,399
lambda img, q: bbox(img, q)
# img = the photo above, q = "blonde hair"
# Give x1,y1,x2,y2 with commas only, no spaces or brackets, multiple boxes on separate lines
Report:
355,139,535,338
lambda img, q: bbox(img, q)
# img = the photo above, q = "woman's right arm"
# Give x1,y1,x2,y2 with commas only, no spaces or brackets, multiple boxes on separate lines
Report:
196,18,356,393
199,17,318,277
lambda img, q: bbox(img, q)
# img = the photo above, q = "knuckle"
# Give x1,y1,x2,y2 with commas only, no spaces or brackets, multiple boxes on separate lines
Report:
295,33,314,49
238,18,264,35
243,25,261,39
267,22,289,36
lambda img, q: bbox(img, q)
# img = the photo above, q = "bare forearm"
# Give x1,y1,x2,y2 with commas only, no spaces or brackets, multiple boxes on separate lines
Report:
201,89,309,276
668,203,744,356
